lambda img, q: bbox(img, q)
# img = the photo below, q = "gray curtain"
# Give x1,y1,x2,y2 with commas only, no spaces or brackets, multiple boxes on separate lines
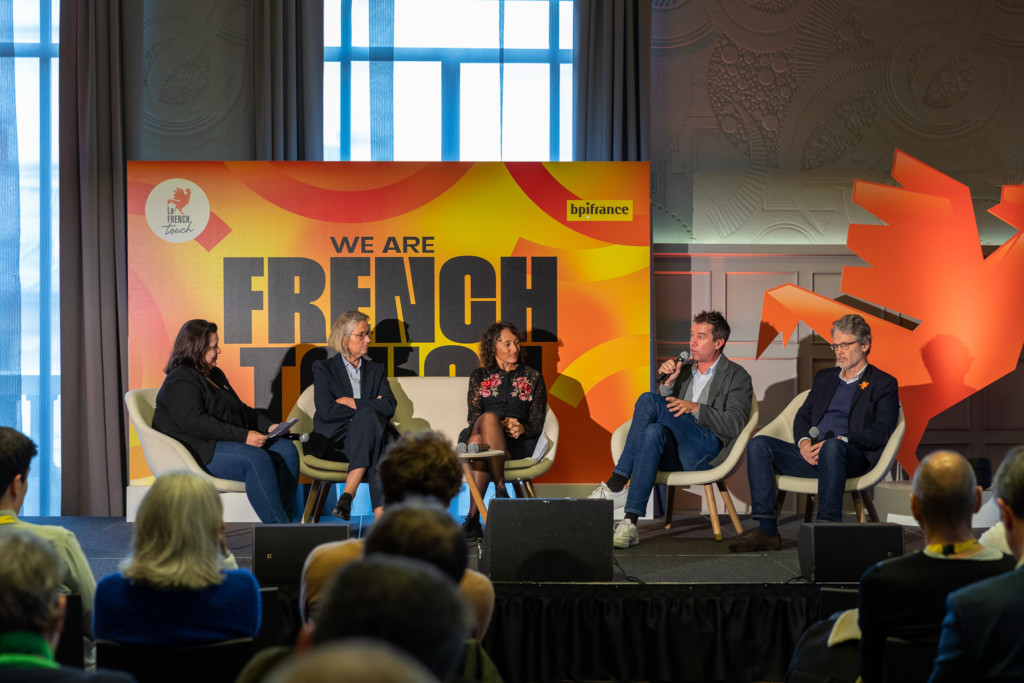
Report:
254,0,324,161
58,0,142,515
573,0,651,161
59,1,324,515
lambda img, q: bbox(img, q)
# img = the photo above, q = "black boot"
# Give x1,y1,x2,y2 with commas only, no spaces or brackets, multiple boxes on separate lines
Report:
462,512,483,543
331,492,353,521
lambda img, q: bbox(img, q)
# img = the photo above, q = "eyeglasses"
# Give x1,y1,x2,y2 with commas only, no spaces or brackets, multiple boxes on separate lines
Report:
829,341,860,352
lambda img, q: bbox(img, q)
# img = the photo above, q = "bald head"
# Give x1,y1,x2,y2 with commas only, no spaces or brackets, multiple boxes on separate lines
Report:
912,451,978,530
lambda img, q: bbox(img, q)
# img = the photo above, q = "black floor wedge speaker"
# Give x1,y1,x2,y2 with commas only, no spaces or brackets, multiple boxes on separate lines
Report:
798,522,904,583
252,523,350,588
481,498,613,582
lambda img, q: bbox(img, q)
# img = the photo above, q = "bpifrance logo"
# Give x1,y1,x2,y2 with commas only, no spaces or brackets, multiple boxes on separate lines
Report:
145,178,211,243
566,200,633,221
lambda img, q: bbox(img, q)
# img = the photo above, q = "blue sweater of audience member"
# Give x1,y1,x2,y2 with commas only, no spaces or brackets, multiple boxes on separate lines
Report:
93,570,260,645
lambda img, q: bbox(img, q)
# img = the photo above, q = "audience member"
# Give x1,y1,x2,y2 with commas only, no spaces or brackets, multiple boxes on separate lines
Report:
857,451,1014,682
93,471,260,645
929,445,1024,682
785,450,1014,683
266,640,438,683
301,431,495,640
0,530,133,681
363,500,467,584
309,556,470,682
0,427,97,667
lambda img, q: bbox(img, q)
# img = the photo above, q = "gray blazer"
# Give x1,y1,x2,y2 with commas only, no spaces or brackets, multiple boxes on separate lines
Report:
666,354,753,468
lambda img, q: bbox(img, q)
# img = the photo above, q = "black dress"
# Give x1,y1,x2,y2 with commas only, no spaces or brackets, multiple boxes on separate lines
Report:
458,364,547,460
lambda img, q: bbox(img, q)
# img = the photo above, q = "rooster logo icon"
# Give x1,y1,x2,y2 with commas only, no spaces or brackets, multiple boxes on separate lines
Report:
167,187,191,214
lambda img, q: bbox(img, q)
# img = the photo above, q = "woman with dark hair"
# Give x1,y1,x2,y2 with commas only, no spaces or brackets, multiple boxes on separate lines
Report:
311,310,399,521
152,319,299,524
458,321,547,540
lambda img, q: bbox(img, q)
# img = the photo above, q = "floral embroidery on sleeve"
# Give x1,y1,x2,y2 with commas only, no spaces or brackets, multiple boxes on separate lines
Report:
511,376,533,401
479,373,502,397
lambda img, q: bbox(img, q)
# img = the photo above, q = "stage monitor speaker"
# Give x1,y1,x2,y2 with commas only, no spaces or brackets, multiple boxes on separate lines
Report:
252,523,349,588
481,498,613,582
798,522,904,583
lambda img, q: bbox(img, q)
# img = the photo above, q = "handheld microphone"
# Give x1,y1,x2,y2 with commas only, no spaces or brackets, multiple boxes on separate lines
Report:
807,427,834,444
283,432,310,443
657,351,692,384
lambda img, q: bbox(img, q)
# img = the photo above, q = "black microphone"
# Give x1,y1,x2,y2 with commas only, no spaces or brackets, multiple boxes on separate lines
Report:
282,432,310,443
807,427,834,444
657,351,692,384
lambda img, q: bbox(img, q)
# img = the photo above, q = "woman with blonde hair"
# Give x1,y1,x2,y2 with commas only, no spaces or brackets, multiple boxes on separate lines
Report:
311,310,399,521
93,471,260,645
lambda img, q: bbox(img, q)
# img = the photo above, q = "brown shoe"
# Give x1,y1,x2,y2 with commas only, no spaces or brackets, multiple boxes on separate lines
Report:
728,527,782,553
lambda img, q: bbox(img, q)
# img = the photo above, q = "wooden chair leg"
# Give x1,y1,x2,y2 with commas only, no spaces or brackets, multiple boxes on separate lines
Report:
775,490,787,519
301,481,322,524
524,480,537,498
311,481,332,524
851,490,871,522
862,489,880,522
704,484,723,541
664,485,677,529
717,481,743,535
803,494,815,523
462,462,488,523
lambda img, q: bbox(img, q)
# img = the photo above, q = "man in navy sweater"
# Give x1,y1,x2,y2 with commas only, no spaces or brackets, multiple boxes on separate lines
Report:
731,313,900,552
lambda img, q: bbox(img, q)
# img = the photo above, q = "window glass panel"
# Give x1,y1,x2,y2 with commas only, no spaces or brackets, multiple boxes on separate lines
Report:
394,0,497,49
501,64,549,160
394,61,441,160
352,0,370,47
325,0,343,46
560,62,572,160
559,1,572,50
350,61,371,160
6,1,60,515
460,63,500,161
324,61,342,160
505,1,548,49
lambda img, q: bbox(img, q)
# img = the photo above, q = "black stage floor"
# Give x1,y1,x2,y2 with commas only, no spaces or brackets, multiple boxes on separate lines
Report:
28,511,929,682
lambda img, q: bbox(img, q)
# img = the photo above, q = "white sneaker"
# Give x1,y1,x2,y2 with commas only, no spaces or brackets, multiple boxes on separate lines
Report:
588,482,629,509
613,519,639,549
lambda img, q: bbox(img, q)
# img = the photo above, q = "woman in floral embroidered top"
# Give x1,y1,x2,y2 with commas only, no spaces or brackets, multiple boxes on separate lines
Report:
458,321,547,540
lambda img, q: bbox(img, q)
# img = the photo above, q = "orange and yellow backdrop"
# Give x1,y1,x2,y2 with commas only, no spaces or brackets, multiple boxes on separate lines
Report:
127,161,651,484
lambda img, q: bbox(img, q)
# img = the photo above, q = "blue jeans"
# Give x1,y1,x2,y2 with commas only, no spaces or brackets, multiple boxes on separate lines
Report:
207,438,300,524
614,392,721,517
746,435,871,522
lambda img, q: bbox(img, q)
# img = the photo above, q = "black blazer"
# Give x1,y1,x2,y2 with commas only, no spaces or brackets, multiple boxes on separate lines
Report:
152,365,272,466
311,354,398,440
793,364,900,466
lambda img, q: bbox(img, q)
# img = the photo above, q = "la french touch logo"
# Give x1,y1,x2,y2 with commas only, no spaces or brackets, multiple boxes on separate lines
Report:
145,178,211,243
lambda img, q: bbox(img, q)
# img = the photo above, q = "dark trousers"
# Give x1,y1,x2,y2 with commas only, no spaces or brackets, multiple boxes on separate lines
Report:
317,409,394,508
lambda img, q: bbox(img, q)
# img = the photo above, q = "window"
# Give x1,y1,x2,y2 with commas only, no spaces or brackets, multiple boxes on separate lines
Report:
1,0,61,515
324,0,573,161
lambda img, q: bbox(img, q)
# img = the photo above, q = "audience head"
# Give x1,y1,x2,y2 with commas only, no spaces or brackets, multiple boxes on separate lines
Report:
364,499,467,584
693,310,731,345
995,446,1024,559
310,555,470,681
478,320,523,368
0,427,37,509
0,530,67,647
123,470,226,589
268,640,439,683
328,310,371,356
165,318,220,375
911,450,979,532
379,430,462,506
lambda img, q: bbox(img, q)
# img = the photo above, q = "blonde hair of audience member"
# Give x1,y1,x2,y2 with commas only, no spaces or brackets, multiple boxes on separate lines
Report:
327,310,371,358
267,640,439,683
122,470,226,589
0,530,68,650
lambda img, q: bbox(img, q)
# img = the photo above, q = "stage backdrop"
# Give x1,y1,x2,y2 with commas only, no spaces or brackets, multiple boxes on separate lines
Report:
126,161,650,484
